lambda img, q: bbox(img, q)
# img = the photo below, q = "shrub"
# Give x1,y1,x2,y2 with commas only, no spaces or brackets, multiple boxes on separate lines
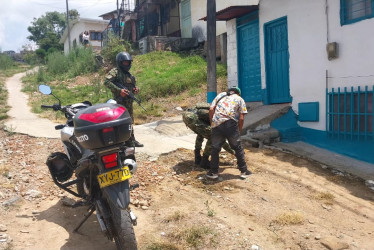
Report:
46,47,97,77
47,51,69,75
101,34,133,66
0,54,15,70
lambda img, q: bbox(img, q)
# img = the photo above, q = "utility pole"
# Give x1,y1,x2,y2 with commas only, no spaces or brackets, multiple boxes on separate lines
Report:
206,0,217,103
66,0,71,52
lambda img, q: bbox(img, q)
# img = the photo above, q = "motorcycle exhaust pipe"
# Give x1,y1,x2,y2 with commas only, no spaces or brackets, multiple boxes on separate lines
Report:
96,210,108,233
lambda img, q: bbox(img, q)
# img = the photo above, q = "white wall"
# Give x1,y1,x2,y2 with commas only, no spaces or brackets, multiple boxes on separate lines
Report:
260,0,327,130
227,0,374,131
63,20,108,54
226,19,238,88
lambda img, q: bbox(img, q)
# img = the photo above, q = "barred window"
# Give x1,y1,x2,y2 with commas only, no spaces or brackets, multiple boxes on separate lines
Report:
341,0,374,25
90,31,102,41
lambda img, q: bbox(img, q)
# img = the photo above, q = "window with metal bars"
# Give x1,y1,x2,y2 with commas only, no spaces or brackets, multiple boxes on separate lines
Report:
89,31,102,41
327,86,374,140
341,0,374,25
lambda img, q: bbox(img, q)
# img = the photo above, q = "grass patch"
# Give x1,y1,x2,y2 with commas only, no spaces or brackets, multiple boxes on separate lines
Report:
167,225,217,249
133,51,227,101
162,211,185,223
183,226,216,248
273,211,304,226
204,200,215,217
145,242,180,250
313,191,335,205
0,54,16,70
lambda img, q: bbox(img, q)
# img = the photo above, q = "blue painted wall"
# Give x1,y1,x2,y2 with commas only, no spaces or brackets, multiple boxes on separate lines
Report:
271,109,374,164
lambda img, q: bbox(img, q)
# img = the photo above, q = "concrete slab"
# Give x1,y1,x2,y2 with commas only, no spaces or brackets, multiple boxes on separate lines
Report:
243,103,290,132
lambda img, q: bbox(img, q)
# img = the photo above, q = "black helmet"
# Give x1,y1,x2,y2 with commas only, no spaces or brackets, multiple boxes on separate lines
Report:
116,52,132,72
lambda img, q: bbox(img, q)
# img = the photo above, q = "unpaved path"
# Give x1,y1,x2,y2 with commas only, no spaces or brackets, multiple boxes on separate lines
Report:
1,131,373,250
4,70,60,138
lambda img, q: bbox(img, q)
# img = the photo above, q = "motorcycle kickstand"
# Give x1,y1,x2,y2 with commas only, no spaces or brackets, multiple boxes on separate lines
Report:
73,204,96,233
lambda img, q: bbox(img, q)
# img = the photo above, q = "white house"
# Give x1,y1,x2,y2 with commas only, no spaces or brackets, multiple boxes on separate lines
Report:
220,0,374,164
60,18,109,54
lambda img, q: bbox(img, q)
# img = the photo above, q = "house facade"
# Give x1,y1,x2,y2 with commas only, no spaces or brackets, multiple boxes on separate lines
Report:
223,0,374,164
120,0,251,56
60,18,109,54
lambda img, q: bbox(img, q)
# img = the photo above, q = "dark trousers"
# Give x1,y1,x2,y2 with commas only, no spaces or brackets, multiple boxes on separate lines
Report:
210,119,247,174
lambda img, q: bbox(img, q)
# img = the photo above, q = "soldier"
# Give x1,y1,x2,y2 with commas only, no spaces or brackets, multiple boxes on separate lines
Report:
183,103,234,169
104,51,143,147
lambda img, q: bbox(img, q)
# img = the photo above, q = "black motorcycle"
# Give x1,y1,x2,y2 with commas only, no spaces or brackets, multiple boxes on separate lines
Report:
38,84,138,250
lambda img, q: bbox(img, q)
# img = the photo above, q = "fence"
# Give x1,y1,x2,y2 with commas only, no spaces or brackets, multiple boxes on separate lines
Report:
326,86,374,140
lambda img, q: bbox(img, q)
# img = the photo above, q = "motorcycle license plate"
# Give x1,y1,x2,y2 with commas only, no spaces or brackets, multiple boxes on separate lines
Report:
97,166,131,188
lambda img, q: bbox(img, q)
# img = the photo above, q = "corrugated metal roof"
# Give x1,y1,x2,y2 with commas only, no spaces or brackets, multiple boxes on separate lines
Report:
200,5,259,21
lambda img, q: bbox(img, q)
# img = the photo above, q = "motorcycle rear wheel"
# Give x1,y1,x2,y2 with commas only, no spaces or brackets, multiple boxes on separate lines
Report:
108,201,138,250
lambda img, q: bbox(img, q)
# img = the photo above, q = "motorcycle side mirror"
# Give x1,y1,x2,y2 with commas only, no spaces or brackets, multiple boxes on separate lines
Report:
39,85,52,95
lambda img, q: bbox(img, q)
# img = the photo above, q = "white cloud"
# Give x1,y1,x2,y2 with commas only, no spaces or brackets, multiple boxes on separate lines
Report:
0,0,116,52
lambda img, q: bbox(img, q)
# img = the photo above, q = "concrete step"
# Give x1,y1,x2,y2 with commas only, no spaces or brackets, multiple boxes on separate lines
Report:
241,102,291,147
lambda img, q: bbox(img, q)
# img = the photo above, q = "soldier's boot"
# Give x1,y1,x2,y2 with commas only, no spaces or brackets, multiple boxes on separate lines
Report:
199,155,210,169
125,140,135,147
134,140,144,147
194,149,202,165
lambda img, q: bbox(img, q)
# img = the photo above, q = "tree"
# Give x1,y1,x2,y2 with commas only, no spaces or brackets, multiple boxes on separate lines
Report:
27,10,79,52
69,9,80,20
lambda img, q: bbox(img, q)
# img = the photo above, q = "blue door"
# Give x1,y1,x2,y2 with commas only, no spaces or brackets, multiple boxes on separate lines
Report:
264,17,291,104
237,13,261,102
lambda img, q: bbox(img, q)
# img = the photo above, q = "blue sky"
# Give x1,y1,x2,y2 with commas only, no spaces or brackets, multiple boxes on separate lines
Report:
0,0,118,52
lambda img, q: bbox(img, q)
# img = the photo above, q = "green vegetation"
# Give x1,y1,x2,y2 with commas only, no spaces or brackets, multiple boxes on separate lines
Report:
22,50,227,123
133,51,227,101
47,47,98,78
182,226,216,248
204,200,215,217
0,54,16,70
101,35,133,67
27,10,79,53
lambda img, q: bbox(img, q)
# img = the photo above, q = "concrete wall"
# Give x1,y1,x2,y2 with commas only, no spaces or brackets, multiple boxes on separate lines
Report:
226,19,238,88
226,0,374,131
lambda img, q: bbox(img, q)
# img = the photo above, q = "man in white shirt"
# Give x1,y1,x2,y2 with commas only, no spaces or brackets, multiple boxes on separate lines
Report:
208,87,252,180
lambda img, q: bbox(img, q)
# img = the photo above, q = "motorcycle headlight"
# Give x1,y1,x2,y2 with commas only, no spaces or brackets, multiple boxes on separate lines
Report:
124,159,137,174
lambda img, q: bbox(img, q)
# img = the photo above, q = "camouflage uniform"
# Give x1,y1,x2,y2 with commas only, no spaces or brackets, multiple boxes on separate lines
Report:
183,103,234,165
104,68,137,142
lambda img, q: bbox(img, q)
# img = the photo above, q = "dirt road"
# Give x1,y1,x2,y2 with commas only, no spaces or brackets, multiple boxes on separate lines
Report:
1,71,373,249
1,129,373,250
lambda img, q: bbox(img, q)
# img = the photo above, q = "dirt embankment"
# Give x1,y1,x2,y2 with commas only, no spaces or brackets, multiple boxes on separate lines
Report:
1,129,373,250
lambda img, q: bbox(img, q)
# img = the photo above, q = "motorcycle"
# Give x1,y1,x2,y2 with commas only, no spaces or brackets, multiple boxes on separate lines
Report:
38,84,138,250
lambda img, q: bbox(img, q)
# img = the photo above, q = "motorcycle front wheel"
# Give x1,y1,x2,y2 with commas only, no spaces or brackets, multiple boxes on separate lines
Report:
108,201,138,250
